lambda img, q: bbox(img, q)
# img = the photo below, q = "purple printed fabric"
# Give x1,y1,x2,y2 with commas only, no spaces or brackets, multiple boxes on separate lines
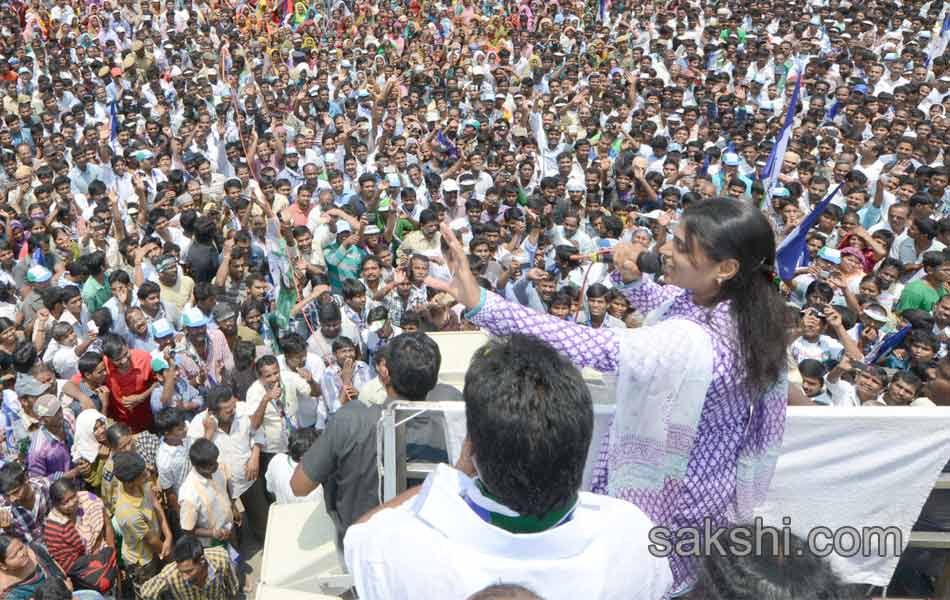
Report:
469,280,787,593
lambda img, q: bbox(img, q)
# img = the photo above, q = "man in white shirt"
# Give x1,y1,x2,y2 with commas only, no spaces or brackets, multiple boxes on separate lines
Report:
275,333,326,429
244,355,320,462
186,385,266,552
343,334,672,600
264,428,322,505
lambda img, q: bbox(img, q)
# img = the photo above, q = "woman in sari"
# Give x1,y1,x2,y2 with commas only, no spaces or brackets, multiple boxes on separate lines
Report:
0,534,102,600
43,478,116,594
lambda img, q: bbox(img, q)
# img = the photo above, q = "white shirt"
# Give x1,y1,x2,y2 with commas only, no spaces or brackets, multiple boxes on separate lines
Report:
185,406,264,498
276,354,326,429
264,452,322,505
178,466,233,546
344,464,673,600
156,440,191,496
789,335,844,364
244,372,311,454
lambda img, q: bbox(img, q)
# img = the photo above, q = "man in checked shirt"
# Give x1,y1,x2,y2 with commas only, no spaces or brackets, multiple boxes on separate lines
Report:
140,534,240,600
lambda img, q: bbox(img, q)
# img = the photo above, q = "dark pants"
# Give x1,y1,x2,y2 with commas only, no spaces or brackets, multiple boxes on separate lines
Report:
260,452,277,502
239,474,270,554
128,557,161,600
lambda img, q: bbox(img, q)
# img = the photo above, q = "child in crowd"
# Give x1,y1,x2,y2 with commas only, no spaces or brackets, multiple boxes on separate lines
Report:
318,337,372,424
155,407,190,538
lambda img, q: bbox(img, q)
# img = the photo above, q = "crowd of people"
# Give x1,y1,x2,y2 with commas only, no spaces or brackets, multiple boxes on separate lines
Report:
0,0,943,596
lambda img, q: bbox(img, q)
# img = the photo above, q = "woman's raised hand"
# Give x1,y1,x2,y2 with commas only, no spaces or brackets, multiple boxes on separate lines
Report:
611,242,648,284
423,223,482,310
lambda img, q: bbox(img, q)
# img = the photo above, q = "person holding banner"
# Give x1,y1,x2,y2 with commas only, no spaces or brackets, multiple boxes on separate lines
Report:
428,197,789,595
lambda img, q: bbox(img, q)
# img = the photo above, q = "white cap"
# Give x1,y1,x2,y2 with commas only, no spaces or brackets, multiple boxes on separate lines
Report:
566,180,586,192
442,179,459,192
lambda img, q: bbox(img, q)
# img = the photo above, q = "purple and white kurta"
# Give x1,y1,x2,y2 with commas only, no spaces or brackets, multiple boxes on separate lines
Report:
465,273,787,592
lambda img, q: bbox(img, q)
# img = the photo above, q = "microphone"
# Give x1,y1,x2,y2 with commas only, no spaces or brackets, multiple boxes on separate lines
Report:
636,251,663,275
567,248,664,275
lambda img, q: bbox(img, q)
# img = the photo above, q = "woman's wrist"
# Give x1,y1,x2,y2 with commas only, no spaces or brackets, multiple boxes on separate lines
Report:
462,288,488,319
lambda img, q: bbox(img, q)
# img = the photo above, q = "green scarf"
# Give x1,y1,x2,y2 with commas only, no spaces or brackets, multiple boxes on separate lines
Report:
471,480,578,535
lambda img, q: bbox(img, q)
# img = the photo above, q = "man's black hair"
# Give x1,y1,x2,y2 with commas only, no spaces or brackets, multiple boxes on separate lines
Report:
206,384,234,412
189,438,219,469
12,340,37,373
172,534,205,563
385,332,440,401
0,462,26,495
317,301,341,323
463,334,593,517
279,333,308,356
77,351,103,377
106,422,131,449
100,334,128,362
289,428,320,463
586,283,609,299
154,407,186,436
255,355,279,375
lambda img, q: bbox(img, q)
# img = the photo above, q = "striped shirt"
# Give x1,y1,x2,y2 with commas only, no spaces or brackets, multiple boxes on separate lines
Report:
45,491,106,565
44,510,85,572
324,242,367,291
0,476,51,544
139,546,239,600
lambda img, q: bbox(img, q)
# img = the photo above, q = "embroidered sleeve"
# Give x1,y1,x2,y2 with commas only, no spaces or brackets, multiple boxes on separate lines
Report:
611,272,682,316
466,290,620,373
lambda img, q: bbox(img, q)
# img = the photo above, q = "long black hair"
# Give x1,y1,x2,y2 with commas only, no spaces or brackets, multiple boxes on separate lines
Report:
693,526,861,600
681,197,788,395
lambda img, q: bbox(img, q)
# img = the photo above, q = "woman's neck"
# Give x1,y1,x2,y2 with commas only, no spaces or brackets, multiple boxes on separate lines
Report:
692,287,719,307
2,561,33,582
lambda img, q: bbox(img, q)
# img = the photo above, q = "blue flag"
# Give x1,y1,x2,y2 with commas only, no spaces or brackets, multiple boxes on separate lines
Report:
866,324,912,365
760,75,802,198
775,182,844,280
827,100,841,123
927,13,950,66
781,72,802,131
435,131,459,160
110,101,120,141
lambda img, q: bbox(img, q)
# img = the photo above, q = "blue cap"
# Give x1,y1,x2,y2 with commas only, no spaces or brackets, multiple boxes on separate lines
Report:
150,318,175,339
770,187,791,198
151,356,170,372
181,307,209,328
26,265,52,283
723,152,741,166
817,247,842,265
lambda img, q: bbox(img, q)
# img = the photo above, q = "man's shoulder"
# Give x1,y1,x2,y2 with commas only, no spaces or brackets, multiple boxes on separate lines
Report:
204,545,232,568
245,380,265,399
575,491,652,523
327,401,381,436
129,347,151,360
334,400,382,422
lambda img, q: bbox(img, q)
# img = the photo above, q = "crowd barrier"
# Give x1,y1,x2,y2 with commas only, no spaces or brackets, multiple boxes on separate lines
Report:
381,401,950,588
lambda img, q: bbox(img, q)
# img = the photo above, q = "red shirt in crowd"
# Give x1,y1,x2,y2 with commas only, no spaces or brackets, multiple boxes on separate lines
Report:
104,348,156,433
